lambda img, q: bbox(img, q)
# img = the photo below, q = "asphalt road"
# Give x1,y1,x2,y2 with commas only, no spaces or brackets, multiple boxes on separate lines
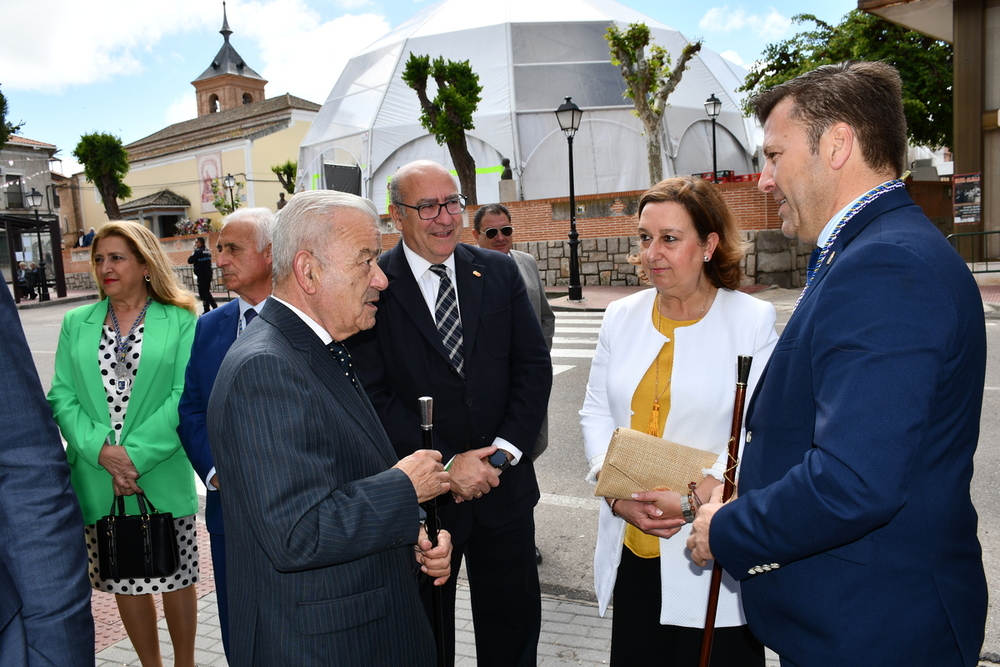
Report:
16,293,1000,660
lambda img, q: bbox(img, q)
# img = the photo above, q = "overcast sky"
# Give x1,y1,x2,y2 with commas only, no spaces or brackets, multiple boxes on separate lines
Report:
1,0,857,176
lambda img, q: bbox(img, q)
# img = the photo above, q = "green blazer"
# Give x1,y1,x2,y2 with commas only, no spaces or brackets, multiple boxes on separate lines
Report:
48,299,198,525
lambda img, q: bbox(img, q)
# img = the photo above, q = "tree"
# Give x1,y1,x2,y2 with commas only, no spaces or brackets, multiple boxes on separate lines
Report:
73,133,132,220
740,10,953,150
607,23,702,186
402,54,483,204
0,85,23,150
271,160,297,194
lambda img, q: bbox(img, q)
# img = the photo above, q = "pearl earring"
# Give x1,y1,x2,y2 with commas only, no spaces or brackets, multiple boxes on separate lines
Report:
703,256,710,262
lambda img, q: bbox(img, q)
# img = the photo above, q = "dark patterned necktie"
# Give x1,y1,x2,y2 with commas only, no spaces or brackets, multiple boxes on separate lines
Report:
239,308,257,336
428,264,465,378
328,341,362,395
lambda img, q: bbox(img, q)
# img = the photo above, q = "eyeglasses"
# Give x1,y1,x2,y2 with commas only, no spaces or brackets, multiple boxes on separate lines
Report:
394,195,467,220
484,226,513,239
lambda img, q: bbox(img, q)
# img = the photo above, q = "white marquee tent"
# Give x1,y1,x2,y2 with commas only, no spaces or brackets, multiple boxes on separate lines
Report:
297,0,759,211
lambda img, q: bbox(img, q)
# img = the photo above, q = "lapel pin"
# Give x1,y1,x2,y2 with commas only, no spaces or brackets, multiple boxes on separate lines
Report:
472,271,481,277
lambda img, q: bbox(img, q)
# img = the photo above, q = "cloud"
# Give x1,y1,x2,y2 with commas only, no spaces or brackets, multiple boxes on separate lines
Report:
235,0,391,104
719,50,745,67
699,6,790,41
164,92,198,126
0,0,217,92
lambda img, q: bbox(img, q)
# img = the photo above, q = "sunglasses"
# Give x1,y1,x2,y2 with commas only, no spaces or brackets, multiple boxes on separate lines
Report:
484,226,513,239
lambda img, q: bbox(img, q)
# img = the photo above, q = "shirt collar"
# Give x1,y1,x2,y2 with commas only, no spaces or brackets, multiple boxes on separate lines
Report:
401,240,456,279
270,295,333,345
816,179,896,248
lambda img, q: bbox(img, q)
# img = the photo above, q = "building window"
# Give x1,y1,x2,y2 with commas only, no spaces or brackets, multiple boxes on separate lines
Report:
4,175,24,209
242,93,252,105
210,94,220,113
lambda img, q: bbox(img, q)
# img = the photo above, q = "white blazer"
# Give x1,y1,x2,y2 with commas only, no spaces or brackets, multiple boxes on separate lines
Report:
580,287,777,627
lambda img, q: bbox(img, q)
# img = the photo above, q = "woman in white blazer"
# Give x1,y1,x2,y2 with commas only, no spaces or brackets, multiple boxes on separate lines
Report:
581,177,778,666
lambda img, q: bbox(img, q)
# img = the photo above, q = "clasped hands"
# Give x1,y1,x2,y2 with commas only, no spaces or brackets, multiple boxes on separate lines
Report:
609,480,726,565
99,442,141,496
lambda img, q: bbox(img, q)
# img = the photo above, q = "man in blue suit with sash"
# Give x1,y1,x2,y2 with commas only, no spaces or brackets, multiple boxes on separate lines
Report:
178,207,274,657
688,61,987,666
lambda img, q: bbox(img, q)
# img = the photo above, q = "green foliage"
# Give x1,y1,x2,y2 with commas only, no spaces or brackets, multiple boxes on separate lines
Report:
402,54,483,145
73,133,132,220
606,23,702,185
210,178,243,215
271,160,297,194
741,10,953,150
0,85,23,150
401,53,483,203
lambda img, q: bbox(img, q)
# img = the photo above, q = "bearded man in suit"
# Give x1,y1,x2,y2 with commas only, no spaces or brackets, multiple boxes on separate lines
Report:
208,190,453,665
687,61,988,667
348,161,553,667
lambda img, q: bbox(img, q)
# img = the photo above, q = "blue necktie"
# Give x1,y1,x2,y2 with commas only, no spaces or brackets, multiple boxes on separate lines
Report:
428,264,464,378
328,341,362,395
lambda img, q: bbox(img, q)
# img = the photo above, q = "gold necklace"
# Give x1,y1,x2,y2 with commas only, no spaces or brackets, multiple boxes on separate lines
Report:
647,290,711,435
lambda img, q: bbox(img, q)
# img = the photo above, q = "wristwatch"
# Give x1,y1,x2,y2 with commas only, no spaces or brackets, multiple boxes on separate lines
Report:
680,493,696,523
488,449,511,472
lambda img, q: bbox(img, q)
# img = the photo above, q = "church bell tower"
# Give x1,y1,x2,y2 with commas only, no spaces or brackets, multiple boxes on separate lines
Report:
192,2,267,117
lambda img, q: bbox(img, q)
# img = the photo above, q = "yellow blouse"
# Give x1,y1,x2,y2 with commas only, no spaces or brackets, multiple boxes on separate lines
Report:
623,300,700,559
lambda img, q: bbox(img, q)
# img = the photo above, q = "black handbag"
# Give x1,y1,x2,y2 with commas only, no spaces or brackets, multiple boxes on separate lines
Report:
97,492,179,581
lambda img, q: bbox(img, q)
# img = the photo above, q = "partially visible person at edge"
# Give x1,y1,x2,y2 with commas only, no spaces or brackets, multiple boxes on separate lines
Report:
48,221,200,667
178,207,275,659
687,61,988,667
188,236,218,314
0,281,94,666
580,177,777,666
472,203,555,566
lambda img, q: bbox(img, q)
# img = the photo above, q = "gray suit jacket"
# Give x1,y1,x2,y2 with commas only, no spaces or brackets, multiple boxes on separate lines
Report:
208,298,434,666
510,248,554,459
510,249,554,350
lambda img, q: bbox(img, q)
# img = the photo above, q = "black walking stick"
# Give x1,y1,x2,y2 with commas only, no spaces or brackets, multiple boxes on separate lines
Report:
419,396,447,667
698,355,753,667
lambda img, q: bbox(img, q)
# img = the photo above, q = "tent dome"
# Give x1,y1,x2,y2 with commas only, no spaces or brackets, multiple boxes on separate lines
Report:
297,0,757,210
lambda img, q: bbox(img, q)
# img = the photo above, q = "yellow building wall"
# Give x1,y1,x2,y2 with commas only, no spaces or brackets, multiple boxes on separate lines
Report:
76,117,313,236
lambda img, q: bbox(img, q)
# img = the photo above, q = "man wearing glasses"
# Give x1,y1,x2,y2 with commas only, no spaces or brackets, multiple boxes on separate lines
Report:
348,161,552,666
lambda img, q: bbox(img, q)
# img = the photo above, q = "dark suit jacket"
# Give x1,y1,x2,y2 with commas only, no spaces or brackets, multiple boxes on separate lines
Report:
0,285,93,666
208,299,435,666
178,298,240,534
348,242,552,544
711,187,988,666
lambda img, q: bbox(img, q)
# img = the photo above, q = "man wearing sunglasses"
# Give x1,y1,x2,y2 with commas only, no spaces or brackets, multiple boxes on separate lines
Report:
348,161,552,667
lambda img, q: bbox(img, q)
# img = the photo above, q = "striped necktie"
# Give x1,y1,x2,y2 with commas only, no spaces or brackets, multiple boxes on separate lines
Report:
428,264,465,378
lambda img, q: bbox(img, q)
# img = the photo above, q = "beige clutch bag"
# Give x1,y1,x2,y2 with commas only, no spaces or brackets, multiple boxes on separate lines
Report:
594,427,719,500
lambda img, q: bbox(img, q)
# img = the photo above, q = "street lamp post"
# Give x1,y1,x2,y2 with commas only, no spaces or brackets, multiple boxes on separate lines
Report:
555,96,584,301
27,188,50,302
704,94,722,184
223,173,236,211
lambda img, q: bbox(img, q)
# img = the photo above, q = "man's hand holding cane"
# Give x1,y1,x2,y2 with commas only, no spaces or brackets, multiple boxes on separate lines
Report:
687,484,725,568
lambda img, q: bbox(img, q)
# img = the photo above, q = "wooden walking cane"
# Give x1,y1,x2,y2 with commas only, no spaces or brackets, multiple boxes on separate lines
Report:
419,397,447,667
697,355,753,667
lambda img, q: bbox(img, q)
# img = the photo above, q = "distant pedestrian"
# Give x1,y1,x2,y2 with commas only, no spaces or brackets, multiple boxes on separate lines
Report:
81,227,96,247
189,237,218,313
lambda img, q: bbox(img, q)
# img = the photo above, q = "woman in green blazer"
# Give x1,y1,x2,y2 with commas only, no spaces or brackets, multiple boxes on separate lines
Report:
49,221,200,667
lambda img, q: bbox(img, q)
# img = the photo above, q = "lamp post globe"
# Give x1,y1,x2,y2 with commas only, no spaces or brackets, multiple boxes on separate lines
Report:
704,94,722,184
555,97,584,301
27,188,50,302
223,173,237,210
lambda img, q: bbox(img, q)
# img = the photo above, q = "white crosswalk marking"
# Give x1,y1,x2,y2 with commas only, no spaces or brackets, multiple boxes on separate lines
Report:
551,311,604,375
